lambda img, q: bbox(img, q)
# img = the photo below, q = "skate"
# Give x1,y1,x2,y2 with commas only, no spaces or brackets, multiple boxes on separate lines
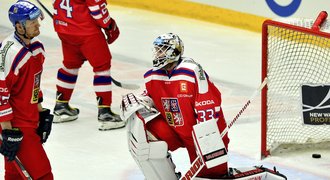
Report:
98,107,126,130
53,92,79,123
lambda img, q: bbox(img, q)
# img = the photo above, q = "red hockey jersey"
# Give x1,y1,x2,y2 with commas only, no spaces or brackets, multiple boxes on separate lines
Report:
53,0,112,35
144,57,229,145
0,33,44,128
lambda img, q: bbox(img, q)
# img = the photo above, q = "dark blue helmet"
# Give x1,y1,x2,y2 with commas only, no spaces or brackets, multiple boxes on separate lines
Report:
8,0,43,26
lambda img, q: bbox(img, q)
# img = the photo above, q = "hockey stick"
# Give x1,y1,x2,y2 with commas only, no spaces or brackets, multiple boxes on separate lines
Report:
14,157,33,180
34,0,140,90
36,0,52,18
180,78,268,180
0,136,33,180
112,78,140,90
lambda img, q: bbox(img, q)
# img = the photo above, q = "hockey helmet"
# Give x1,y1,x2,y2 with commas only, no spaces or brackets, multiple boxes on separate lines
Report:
8,0,43,27
152,33,184,70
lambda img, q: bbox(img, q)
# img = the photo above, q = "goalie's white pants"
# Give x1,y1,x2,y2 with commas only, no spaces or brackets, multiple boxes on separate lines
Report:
127,109,178,180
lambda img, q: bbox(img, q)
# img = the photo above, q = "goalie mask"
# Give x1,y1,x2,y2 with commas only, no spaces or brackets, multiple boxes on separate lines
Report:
152,33,184,70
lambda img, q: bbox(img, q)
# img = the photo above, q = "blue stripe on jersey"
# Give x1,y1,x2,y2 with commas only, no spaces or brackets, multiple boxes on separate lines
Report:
58,71,78,83
214,112,219,118
144,69,153,78
11,41,44,72
94,76,112,85
90,10,101,16
30,41,45,51
172,68,195,77
11,48,28,72
144,69,167,78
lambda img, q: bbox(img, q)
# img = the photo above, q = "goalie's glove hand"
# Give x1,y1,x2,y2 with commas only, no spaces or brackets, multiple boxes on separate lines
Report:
0,128,23,161
104,18,120,44
38,108,54,143
120,93,158,120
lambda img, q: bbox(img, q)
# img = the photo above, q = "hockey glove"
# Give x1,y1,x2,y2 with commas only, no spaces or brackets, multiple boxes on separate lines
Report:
38,108,54,143
104,18,120,44
0,128,23,161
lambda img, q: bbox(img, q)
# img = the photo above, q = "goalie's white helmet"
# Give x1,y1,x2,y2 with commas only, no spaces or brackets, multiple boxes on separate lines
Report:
152,33,184,70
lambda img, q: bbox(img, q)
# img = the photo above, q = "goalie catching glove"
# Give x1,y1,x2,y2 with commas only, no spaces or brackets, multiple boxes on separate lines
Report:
104,18,120,44
120,92,159,122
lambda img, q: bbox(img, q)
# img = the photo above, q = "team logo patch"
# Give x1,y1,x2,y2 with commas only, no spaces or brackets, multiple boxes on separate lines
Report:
161,98,184,126
180,81,188,93
13,7,18,13
31,71,42,104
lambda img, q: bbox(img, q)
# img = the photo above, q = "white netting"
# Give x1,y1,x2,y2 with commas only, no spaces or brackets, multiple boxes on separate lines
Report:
265,18,330,153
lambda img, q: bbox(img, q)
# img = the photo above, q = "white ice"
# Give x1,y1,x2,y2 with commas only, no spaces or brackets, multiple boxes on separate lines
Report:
0,1,329,180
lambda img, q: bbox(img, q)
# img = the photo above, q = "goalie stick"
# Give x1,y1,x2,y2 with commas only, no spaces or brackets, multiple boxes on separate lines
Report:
180,78,268,180
34,0,140,90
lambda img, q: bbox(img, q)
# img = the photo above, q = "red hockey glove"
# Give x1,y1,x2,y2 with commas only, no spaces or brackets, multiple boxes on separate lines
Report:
104,18,120,44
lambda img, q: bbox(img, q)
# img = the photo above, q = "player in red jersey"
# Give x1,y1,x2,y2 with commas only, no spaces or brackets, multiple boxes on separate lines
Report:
0,1,53,179
52,0,125,130
121,33,229,179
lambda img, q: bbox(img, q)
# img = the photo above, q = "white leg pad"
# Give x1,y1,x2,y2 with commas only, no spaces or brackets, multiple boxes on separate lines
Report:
127,110,177,180
192,119,228,169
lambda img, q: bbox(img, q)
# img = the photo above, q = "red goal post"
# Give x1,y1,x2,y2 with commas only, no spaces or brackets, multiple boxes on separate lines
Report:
261,11,330,157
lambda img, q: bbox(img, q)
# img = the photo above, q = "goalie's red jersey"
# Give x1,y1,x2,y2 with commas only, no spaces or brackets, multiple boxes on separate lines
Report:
144,57,229,145
53,0,112,35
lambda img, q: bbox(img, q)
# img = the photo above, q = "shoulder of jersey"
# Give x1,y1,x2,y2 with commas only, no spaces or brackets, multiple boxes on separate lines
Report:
0,34,44,73
1,34,22,61
178,57,203,71
1,34,43,53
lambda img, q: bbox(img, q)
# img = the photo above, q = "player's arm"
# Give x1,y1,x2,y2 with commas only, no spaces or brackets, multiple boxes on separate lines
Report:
86,0,119,44
192,64,223,123
191,63,230,169
0,77,22,161
0,78,13,123
0,121,12,130
193,71,229,145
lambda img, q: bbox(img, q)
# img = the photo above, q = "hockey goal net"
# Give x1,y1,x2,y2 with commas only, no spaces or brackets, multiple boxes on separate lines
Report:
261,11,330,157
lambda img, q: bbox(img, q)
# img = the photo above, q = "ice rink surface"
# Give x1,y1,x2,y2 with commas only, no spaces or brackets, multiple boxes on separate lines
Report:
0,1,330,179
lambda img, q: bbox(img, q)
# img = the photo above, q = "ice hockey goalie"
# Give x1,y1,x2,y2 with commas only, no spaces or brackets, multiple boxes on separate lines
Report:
121,93,287,180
